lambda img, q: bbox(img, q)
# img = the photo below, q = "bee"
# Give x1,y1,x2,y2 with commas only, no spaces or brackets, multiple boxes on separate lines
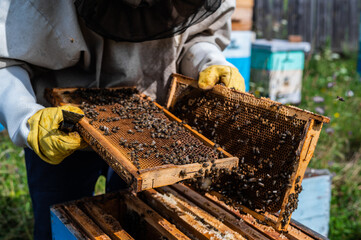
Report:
287,114,298,121
336,96,345,102
248,178,257,182
202,162,209,168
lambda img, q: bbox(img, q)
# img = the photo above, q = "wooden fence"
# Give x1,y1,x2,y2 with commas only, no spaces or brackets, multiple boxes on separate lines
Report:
253,0,361,53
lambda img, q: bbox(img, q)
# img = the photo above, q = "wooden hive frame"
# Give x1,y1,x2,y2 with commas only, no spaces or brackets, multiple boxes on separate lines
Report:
45,87,238,192
165,74,330,232
51,184,327,240
51,190,190,240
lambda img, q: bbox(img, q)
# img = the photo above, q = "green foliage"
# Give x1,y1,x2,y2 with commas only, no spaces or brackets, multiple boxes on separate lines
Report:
300,52,361,239
0,132,33,240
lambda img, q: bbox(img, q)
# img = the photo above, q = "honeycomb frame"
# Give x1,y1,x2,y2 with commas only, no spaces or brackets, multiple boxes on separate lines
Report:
45,87,239,192
166,74,329,231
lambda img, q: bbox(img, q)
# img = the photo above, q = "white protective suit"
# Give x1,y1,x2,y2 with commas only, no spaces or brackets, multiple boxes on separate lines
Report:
0,0,235,148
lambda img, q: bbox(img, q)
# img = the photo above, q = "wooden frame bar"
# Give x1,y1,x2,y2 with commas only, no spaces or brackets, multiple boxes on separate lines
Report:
51,185,327,240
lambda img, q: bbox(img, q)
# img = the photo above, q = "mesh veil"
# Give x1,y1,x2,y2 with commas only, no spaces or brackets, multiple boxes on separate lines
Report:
74,0,222,42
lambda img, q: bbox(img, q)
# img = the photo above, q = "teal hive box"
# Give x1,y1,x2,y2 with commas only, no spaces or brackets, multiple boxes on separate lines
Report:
357,14,361,75
358,41,361,74
251,49,305,71
0,123,4,132
250,39,310,104
223,31,254,91
292,169,332,237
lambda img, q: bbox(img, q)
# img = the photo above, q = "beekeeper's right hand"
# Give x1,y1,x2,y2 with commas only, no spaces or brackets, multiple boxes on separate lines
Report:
27,105,87,165
0,66,86,164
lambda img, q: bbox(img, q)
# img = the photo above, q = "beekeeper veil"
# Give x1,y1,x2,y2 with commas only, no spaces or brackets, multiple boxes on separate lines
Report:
74,0,222,42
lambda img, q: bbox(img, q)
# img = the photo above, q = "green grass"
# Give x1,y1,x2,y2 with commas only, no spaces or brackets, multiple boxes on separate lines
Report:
0,132,106,240
0,52,361,239
0,132,33,240
300,51,361,240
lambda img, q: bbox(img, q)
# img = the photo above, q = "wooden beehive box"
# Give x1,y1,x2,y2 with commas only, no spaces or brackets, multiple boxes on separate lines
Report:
166,74,330,231
45,87,238,192
51,184,328,240
232,0,254,30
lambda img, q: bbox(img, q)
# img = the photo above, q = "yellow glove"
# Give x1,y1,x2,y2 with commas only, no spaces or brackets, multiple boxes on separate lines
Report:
198,65,245,92
27,105,87,165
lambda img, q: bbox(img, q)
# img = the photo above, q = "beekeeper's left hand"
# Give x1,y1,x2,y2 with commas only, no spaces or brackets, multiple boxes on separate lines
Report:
198,65,245,92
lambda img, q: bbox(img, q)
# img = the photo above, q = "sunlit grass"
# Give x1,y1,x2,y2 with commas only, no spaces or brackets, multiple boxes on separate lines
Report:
300,52,361,240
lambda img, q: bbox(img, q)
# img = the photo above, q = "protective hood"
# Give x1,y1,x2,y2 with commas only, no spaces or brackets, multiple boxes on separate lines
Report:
74,0,221,42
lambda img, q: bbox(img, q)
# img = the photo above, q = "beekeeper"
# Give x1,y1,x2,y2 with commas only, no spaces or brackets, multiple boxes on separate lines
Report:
0,0,245,239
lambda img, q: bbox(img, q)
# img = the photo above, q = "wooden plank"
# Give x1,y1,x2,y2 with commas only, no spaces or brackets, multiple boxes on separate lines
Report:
231,7,253,31
82,202,134,240
170,184,270,240
122,193,191,240
255,0,359,52
206,191,277,227
266,213,327,240
139,157,238,190
63,205,112,240
232,7,253,22
203,192,286,240
236,0,254,8
51,206,90,240
276,119,324,231
165,74,198,109
205,191,327,239
287,217,329,240
142,189,210,240
232,21,253,31
158,186,247,239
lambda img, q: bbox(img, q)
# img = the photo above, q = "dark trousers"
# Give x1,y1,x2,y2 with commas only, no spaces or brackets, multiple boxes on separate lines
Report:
24,148,127,240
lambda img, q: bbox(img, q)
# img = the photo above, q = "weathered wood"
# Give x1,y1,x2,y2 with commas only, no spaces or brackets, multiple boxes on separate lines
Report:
236,0,254,8
63,205,112,240
51,206,90,240
292,171,331,236
139,157,238,190
232,7,253,31
203,193,286,240
276,119,324,231
82,202,134,240
158,186,247,239
52,186,327,240
122,193,191,240
170,184,270,240
142,189,210,240
254,0,360,53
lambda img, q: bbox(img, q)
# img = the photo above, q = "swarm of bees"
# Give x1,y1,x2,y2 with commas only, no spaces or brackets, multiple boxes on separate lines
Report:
72,87,306,223
173,89,307,214
75,88,223,170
